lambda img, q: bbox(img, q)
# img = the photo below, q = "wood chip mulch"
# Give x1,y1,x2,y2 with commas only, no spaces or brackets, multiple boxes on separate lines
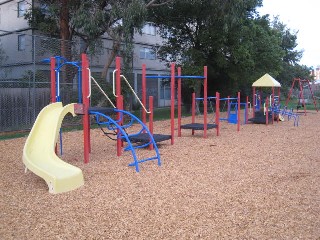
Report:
1,111,319,239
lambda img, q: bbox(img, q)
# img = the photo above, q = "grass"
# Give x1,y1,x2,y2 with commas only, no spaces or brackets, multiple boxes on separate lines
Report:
0,131,30,141
281,99,319,111
2,100,318,141
0,107,179,141
133,106,191,121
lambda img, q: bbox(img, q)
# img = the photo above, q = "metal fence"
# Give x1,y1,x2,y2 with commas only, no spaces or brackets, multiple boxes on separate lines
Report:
0,33,85,132
0,32,165,132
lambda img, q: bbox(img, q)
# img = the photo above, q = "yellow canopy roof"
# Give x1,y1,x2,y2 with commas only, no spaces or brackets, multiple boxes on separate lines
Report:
252,73,281,87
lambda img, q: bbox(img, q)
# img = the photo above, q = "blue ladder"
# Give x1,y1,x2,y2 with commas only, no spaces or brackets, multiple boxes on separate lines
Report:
89,108,161,172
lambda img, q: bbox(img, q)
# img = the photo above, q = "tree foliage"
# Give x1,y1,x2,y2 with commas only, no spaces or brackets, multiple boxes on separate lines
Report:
25,0,172,78
149,0,307,100
24,0,309,102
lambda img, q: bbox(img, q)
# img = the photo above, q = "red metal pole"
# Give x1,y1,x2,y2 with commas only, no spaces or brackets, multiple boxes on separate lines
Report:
237,92,240,131
142,64,147,125
285,78,296,107
178,67,182,137
203,66,208,138
192,92,195,135
50,57,56,103
299,79,307,116
149,96,154,150
116,57,122,156
216,92,220,136
117,95,123,156
116,57,121,106
170,63,175,145
81,53,90,163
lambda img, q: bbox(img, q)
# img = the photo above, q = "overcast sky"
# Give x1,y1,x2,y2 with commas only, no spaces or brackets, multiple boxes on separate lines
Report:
258,0,319,68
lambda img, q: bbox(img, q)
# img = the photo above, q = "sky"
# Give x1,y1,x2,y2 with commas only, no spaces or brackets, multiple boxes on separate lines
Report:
258,0,320,68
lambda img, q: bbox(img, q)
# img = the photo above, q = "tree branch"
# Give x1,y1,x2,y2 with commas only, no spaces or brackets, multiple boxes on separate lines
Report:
146,0,173,8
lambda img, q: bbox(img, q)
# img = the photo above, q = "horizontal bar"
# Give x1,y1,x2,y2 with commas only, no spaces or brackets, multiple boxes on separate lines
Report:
145,75,205,79
195,96,217,100
220,97,238,100
128,156,158,166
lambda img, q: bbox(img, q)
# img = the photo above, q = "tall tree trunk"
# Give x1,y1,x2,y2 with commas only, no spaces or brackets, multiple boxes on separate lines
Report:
59,0,74,102
101,40,121,81
60,0,72,62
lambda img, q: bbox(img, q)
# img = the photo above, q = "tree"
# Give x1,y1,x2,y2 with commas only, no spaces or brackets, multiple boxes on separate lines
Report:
0,40,9,79
149,0,270,98
230,16,285,95
25,0,172,80
150,0,309,103
269,17,310,88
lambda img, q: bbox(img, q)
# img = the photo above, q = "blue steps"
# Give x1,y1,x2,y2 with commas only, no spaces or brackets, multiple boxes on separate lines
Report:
89,107,161,172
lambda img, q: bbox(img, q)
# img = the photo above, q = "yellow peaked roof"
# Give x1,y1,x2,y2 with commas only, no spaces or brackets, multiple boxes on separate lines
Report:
252,73,281,87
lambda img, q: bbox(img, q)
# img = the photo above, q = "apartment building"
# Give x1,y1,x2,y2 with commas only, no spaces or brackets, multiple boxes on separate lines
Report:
0,0,171,108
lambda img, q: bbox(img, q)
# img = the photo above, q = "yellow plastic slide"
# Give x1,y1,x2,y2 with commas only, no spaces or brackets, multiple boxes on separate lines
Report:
23,102,84,194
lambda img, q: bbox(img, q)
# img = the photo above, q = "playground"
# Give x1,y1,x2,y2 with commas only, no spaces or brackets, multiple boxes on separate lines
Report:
1,109,320,239
1,54,319,238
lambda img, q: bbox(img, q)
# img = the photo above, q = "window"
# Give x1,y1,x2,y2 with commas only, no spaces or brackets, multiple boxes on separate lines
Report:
160,83,171,100
18,1,26,17
40,3,49,15
139,47,156,60
142,23,156,36
18,34,26,51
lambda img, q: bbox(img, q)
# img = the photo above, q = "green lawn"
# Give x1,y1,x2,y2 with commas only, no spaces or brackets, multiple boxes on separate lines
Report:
2,101,318,141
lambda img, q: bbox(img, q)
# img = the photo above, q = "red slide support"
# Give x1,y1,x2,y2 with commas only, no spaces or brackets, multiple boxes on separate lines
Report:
81,53,90,163
170,63,175,145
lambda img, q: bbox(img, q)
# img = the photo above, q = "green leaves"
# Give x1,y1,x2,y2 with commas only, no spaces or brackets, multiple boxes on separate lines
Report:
151,0,305,96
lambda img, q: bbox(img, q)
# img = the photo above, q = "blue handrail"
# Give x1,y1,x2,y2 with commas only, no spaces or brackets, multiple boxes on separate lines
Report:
89,108,161,172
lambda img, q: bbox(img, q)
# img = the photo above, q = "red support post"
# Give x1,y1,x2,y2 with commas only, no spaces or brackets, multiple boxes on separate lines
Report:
116,57,122,156
237,92,240,131
170,63,175,145
203,66,208,138
299,79,307,116
285,78,296,107
216,92,220,136
117,95,123,156
81,53,90,163
149,96,154,150
192,92,195,135
142,64,147,125
177,67,182,137
50,57,56,103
